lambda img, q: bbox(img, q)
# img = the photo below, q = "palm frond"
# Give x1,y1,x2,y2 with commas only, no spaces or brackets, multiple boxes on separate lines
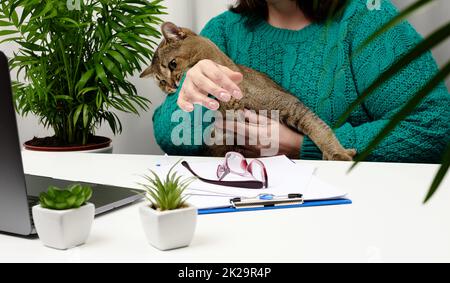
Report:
354,0,435,56
0,0,165,145
339,0,450,204
349,61,450,170
337,21,450,128
424,143,450,203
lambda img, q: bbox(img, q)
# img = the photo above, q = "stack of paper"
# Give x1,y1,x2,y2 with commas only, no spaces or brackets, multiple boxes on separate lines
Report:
150,155,347,210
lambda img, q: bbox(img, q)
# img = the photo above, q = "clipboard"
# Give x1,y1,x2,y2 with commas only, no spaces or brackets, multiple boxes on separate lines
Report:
198,194,352,215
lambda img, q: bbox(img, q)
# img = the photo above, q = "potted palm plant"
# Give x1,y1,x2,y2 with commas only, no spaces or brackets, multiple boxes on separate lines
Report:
32,184,94,250
139,161,198,251
0,0,165,152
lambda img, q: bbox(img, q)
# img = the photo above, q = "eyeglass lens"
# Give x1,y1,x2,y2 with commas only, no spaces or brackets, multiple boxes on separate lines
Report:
248,161,265,183
226,152,247,175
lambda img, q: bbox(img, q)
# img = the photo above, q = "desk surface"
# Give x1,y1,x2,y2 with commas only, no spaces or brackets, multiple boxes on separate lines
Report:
0,151,449,263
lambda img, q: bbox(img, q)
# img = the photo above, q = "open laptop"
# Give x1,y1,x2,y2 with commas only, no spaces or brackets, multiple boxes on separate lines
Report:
0,51,143,236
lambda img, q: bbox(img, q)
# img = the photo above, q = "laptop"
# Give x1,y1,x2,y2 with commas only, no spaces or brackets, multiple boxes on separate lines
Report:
0,51,143,236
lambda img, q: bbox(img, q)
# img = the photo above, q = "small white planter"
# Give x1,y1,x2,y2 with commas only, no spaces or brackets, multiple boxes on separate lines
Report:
139,204,197,251
32,203,95,250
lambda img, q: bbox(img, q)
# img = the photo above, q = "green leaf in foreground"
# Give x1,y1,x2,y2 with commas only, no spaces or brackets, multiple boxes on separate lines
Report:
349,61,450,170
337,21,450,128
423,143,450,204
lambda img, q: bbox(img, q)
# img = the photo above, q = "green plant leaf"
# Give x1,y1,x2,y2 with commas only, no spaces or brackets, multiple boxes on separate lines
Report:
101,55,122,78
95,64,112,90
0,36,21,44
76,69,95,91
0,19,13,26
337,21,450,128
38,184,92,210
423,142,450,203
349,60,450,170
139,160,194,211
355,0,434,56
30,1,54,21
54,95,73,101
78,87,98,96
0,29,18,36
66,195,77,207
73,104,84,127
47,187,57,198
82,104,89,128
7,0,165,145
107,50,127,66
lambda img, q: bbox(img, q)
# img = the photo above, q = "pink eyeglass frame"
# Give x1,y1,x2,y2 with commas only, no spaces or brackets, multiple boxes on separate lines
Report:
216,152,269,188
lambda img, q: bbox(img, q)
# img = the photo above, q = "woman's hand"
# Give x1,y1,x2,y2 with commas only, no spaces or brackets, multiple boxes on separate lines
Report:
215,109,304,158
177,59,243,112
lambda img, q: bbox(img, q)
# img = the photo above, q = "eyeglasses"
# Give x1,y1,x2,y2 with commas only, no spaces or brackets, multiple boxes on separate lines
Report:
181,152,269,189
217,152,269,188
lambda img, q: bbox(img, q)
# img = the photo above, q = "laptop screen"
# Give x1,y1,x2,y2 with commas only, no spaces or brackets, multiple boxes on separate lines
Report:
0,51,33,235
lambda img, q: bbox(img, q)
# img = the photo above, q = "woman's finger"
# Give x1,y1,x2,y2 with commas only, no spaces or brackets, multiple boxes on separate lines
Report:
215,118,260,141
200,62,243,99
186,83,220,110
217,64,244,84
177,88,195,112
193,73,231,102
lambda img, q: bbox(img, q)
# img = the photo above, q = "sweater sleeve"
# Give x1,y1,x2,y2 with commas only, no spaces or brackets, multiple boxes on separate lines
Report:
152,13,229,155
302,1,450,163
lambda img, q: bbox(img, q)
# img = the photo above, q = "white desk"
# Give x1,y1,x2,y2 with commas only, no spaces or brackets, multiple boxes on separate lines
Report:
0,151,449,263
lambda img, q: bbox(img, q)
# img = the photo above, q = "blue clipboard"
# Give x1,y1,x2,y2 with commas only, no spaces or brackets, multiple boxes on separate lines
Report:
198,198,352,215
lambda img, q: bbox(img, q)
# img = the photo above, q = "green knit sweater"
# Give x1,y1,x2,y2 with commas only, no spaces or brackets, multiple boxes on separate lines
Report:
153,0,450,162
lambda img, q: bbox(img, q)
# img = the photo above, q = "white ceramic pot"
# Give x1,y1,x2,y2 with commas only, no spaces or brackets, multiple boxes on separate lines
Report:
75,144,113,153
32,203,95,250
139,204,197,251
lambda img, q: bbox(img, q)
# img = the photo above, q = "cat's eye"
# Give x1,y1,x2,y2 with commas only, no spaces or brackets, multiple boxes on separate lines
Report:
168,59,177,71
160,80,167,86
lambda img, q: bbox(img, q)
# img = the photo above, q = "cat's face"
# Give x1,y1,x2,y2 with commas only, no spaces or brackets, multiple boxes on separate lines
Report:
140,22,197,94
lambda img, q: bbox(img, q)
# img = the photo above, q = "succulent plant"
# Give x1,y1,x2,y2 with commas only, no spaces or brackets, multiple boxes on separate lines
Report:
140,160,196,211
39,184,93,210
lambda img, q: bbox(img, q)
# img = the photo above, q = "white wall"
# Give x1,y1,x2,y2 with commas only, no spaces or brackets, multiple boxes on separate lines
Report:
1,0,448,155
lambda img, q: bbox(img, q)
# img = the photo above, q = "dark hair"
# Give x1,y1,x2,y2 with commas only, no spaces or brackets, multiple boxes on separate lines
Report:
230,0,348,23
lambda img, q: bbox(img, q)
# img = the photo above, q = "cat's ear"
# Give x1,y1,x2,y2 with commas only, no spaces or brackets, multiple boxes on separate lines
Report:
140,66,153,78
162,22,187,42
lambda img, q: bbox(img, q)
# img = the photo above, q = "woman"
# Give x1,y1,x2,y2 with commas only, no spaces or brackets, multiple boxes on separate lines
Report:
153,0,450,162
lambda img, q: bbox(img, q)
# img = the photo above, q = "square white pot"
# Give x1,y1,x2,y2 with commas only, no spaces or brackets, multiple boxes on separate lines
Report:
139,204,197,251
32,203,95,250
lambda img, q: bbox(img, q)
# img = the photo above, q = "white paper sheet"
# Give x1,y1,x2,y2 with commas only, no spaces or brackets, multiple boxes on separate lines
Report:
149,155,347,210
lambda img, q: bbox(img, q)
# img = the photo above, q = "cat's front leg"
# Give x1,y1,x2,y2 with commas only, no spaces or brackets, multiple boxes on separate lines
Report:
322,148,357,161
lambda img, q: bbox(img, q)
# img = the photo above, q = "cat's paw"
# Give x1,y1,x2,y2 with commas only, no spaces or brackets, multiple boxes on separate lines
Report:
323,149,357,161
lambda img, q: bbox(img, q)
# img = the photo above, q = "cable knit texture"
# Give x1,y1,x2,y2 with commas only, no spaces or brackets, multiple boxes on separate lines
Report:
153,0,450,163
